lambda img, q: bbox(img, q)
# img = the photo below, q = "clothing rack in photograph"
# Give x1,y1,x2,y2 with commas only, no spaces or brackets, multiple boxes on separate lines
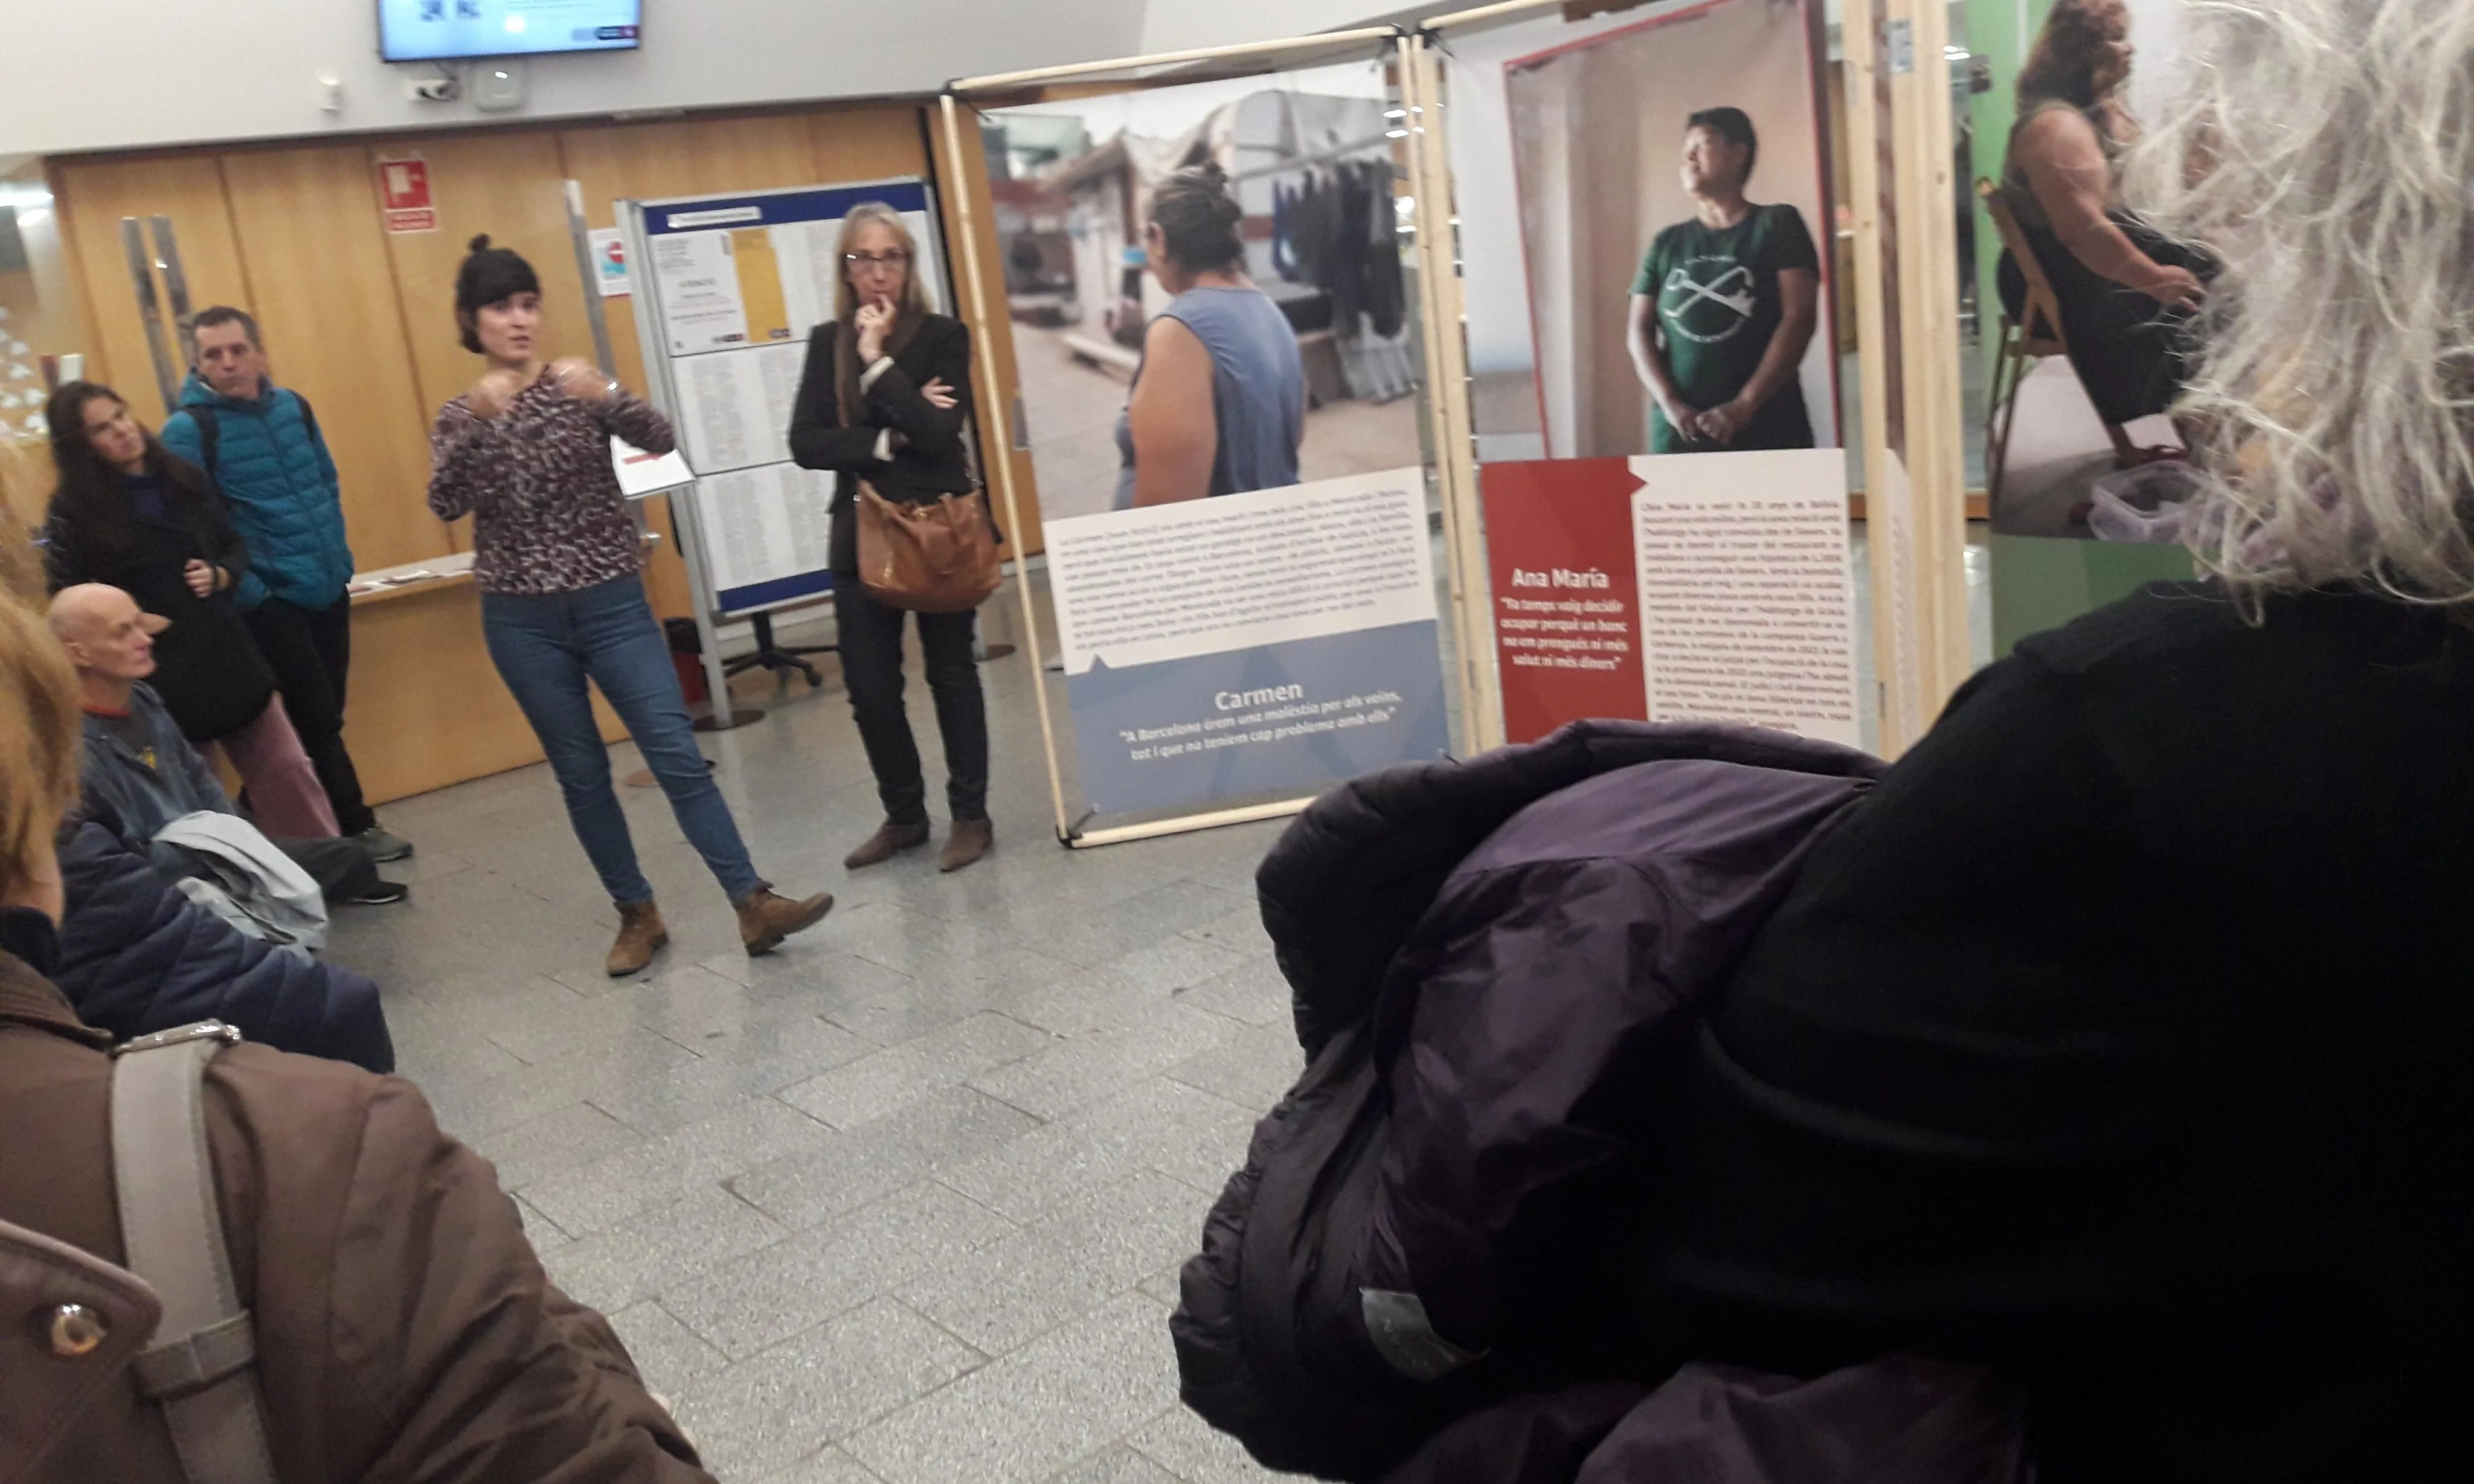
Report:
1268,154,1418,403
1227,130,1402,185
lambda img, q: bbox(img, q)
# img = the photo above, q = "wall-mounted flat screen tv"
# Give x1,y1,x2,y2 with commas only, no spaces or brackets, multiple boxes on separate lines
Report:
380,1,643,63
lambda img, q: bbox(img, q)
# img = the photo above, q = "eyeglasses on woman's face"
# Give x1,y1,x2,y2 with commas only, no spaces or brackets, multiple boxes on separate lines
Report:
844,251,911,272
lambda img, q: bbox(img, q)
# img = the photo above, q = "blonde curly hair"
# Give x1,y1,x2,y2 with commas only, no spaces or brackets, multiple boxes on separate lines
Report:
2125,0,2474,608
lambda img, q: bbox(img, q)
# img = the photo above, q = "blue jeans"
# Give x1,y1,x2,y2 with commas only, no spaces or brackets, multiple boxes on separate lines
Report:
481,575,763,906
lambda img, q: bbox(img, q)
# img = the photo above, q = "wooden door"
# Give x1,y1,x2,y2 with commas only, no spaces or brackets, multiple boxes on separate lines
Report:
219,144,449,571
373,130,594,556
50,153,249,417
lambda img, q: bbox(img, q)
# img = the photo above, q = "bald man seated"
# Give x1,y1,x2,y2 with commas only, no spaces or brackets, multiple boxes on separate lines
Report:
47,583,405,907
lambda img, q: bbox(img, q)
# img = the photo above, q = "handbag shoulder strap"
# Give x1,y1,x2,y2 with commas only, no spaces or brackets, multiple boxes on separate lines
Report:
191,408,220,486
109,1021,280,1484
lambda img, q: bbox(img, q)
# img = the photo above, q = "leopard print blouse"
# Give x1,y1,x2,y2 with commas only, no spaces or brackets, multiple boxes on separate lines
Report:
427,379,675,596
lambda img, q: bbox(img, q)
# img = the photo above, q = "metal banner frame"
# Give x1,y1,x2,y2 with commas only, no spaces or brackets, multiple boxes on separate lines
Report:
616,196,744,727
945,25,1471,849
936,0,1974,854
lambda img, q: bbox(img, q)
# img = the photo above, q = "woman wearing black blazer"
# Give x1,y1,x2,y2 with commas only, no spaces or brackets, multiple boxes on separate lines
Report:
788,204,992,873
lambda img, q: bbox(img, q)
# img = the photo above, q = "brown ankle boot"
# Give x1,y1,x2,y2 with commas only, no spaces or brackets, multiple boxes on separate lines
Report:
939,818,993,873
737,887,834,955
843,818,930,870
606,901,669,977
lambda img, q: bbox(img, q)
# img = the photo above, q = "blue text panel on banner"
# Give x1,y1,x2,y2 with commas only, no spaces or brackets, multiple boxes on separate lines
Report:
1043,467,1452,821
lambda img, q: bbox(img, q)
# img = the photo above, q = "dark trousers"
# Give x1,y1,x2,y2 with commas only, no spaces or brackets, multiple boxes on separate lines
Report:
164,835,376,905
275,836,379,904
1998,216,2215,426
834,581,989,826
245,597,374,835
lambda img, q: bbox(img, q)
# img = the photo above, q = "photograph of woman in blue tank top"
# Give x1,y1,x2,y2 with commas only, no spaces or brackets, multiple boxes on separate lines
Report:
1114,164,1308,509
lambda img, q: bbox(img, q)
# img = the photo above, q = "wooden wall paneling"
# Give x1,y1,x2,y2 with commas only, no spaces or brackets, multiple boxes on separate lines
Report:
0,161,89,386
558,111,826,214
802,105,933,185
217,144,449,572
348,579,623,805
374,130,593,436
370,128,593,557
50,153,251,417
931,104,1046,557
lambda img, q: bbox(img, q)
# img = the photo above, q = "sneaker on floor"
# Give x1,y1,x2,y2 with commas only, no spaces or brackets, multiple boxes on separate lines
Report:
355,825,414,862
341,879,410,906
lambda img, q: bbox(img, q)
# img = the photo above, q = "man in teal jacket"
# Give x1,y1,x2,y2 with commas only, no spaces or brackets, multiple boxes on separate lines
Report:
161,306,410,861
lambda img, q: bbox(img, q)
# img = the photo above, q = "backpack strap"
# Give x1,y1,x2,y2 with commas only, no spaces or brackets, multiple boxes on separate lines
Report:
109,1021,279,1484
191,407,220,487
289,391,320,448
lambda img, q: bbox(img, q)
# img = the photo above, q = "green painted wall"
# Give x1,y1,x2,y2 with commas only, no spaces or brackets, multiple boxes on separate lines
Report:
1991,535,2194,655
1967,0,2050,383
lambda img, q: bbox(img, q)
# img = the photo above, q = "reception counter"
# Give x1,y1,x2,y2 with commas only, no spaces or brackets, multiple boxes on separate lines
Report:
342,552,628,806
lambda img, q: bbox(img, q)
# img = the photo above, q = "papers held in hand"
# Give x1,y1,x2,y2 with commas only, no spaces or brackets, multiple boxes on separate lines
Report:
612,437,695,498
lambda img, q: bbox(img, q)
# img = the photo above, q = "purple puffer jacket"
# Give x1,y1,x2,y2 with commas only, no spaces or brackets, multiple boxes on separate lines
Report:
1381,1358,2031,1484
1174,721,1955,1479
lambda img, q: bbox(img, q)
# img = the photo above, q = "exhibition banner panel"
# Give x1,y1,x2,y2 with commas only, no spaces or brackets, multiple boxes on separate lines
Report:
1046,466,1451,819
1444,0,1836,465
1483,449,1860,747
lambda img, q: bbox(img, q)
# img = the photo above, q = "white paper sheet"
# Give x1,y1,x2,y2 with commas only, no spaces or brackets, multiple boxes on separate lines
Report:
649,231,748,355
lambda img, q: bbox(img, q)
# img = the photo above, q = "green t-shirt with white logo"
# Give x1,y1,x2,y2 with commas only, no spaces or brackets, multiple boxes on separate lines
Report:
1631,202,1820,454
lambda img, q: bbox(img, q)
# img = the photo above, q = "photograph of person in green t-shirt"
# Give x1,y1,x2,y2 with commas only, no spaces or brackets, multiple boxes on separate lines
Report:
1625,106,1822,455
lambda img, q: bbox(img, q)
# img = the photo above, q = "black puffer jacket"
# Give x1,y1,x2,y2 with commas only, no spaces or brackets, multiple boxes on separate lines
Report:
1172,722,1893,1479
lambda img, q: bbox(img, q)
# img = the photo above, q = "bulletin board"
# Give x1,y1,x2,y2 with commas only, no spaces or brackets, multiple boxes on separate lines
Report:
618,178,949,618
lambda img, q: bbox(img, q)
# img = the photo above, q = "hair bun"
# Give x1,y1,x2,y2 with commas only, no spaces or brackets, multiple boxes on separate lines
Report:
467,234,493,254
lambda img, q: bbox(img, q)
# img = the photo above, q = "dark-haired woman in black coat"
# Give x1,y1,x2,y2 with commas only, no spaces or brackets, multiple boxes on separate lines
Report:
42,379,338,838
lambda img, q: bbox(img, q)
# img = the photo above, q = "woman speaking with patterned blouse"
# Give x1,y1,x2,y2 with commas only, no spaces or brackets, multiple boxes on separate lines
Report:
426,235,832,978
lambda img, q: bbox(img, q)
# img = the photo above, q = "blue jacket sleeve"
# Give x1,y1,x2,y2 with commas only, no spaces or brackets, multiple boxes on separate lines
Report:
54,818,396,1073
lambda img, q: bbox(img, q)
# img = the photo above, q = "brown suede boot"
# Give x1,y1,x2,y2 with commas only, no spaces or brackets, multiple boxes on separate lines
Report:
843,818,930,870
737,887,835,955
606,901,669,977
939,818,993,873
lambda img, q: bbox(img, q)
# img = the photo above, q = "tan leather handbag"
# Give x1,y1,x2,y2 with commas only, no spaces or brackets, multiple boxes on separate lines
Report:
854,478,1002,612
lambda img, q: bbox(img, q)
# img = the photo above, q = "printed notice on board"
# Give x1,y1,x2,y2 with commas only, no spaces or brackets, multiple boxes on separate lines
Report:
650,233,748,355
689,464,838,600
672,341,808,475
